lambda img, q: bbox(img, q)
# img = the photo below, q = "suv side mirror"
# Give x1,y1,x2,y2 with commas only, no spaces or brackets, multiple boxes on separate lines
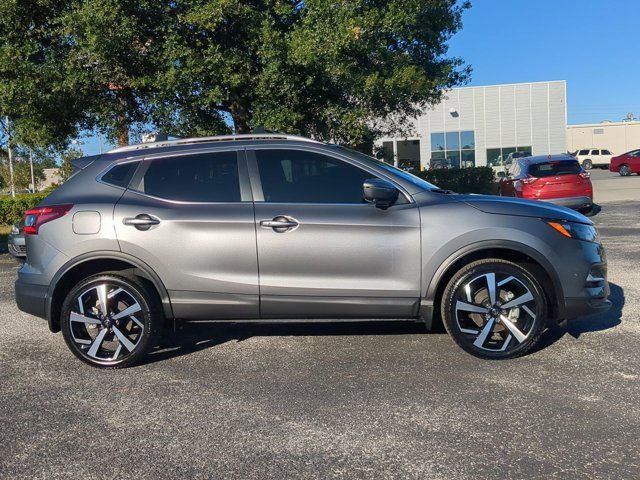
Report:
363,178,398,209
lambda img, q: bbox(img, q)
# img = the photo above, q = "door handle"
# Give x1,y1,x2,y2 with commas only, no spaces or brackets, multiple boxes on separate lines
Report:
259,216,299,232
123,214,160,231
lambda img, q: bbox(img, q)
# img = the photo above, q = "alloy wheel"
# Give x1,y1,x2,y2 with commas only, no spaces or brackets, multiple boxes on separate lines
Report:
452,271,540,353
619,164,631,176
68,283,145,363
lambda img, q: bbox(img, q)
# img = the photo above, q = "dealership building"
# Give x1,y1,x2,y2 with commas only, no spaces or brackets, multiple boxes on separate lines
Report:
377,80,568,170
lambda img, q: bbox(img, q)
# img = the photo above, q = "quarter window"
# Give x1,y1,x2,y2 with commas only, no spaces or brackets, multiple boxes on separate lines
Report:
140,151,241,202
256,149,376,204
102,162,139,188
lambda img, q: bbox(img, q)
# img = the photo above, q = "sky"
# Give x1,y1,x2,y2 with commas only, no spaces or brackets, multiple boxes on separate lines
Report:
80,0,640,156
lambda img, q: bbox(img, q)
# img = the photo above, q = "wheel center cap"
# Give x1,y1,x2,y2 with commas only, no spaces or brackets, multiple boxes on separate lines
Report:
489,307,501,317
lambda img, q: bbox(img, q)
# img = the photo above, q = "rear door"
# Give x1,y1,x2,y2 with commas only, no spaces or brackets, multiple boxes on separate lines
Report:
248,147,422,319
113,148,259,319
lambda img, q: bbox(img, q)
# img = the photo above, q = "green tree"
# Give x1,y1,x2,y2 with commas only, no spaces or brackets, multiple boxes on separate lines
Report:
0,1,470,150
154,0,470,146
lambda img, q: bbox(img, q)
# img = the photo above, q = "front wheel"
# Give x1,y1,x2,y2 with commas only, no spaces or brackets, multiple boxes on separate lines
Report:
61,273,162,368
441,259,547,359
619,164,631,176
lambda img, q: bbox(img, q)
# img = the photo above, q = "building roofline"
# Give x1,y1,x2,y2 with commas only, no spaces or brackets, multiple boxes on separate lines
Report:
444,80,566,91
568,120,640,128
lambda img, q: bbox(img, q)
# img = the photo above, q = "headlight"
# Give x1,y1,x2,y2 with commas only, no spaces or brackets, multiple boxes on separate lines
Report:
546,221,598,243
11,225,19,235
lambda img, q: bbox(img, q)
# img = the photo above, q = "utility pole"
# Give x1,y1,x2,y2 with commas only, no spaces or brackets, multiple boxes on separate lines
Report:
5,116,15,198
29,149,35,193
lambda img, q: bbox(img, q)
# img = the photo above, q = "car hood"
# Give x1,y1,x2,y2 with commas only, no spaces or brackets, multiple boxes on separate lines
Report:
455,194,593,225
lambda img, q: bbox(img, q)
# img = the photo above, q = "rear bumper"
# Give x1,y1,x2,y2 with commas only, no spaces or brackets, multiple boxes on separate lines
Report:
542,196,592,210
15,278,48,320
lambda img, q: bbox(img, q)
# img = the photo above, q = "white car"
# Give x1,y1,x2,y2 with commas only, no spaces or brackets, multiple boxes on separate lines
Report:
575,149,613,169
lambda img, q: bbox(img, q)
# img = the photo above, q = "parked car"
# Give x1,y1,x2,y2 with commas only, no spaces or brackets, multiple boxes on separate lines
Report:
429,158,450,170
8,220,26,259
498,154,593,212
609,149,640,176
575,149,613,170
490,151,529,175
15,134,610,368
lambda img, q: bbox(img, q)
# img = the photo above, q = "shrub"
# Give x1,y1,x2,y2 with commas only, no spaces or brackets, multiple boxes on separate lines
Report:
411,166,497,195
0,193,48,225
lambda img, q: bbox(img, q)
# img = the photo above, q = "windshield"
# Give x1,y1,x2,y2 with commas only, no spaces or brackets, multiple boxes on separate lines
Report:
336,146,439,191
528,160,581,178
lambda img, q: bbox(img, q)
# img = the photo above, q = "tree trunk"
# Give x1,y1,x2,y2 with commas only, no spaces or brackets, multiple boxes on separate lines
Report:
116,123,129,146
228,99,251,134
115,90,130,146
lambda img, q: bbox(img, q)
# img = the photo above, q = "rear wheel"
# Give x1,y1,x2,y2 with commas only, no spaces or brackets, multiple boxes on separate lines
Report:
582,159,592,170
619,164,631,176
61,273,162,368
441,259,547,359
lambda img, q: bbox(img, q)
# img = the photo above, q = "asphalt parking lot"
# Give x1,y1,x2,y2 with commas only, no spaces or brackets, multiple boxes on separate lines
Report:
1,170,639,479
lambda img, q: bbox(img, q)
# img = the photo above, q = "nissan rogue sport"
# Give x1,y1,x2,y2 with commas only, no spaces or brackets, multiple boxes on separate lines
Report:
15,134,611,368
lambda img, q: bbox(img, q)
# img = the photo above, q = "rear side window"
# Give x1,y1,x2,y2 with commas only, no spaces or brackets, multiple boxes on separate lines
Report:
578,149,589,155
102,162,139,188
528,160,581,178
140,151,240,202
256,149,376,203
591,150,600,155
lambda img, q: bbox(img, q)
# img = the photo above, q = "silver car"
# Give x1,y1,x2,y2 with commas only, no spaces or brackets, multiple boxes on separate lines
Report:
15,134,610,368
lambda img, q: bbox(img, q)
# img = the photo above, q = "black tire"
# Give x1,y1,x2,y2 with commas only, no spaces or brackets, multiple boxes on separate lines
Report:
582,159,592,170
441,258,547,360
619,164,631,176
61,273,162,368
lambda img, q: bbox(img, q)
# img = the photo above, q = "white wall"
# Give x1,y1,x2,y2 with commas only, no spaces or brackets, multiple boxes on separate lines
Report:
377,80,567,169
567,121,640,156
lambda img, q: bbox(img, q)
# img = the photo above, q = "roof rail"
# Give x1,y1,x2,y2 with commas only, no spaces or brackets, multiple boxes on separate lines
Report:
107,133,323,154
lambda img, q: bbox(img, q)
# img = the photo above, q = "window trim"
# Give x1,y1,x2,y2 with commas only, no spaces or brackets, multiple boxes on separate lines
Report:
246,145,413,205
126,148,252,204
96,158,144,190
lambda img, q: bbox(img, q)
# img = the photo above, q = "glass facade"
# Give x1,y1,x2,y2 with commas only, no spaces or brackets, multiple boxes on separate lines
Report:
486,146,532,167
430,131,475,168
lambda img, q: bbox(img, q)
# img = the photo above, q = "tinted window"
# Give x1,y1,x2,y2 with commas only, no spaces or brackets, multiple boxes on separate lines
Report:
578,149,590,155
528,160,581,178
141,152,240,202
431,133,445,151
256,149,376,203
102,162,139,188
601,150,611,155
591,150,600,155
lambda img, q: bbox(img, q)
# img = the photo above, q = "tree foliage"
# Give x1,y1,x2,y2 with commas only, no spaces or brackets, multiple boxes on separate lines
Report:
0,0,470,149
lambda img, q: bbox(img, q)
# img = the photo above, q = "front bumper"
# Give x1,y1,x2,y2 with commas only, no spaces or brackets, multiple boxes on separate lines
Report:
15,278,48,320
560,261,611,319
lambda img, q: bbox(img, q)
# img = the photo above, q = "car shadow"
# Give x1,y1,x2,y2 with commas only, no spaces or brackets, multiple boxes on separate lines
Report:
144,320,432,365
143,284,623,365
531,282,624,353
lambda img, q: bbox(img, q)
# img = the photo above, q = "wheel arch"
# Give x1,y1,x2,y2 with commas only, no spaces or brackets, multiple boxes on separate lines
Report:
46,251,173,332
422,240,563,328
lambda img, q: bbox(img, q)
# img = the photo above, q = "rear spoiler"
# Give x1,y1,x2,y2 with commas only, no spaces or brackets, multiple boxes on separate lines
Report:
71,154,103,173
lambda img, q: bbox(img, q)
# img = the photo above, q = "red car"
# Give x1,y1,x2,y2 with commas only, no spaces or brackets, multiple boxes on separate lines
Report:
498,154,593,212
609,149,640,176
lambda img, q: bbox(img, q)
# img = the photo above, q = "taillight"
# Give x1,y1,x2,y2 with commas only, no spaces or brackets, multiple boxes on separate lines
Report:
24,204,73,235
521,175,538,185
579,171,590,179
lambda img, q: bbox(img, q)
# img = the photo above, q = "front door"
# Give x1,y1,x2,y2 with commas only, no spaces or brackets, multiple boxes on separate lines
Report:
248,147,422,318
113,149,259,319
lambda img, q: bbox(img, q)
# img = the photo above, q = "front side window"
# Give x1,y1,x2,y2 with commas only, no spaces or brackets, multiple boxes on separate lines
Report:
601,150,611,155
256,149,376,203
140,151,240,202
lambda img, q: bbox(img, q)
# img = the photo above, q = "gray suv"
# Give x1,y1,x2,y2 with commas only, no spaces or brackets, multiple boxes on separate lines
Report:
15,134,611,368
